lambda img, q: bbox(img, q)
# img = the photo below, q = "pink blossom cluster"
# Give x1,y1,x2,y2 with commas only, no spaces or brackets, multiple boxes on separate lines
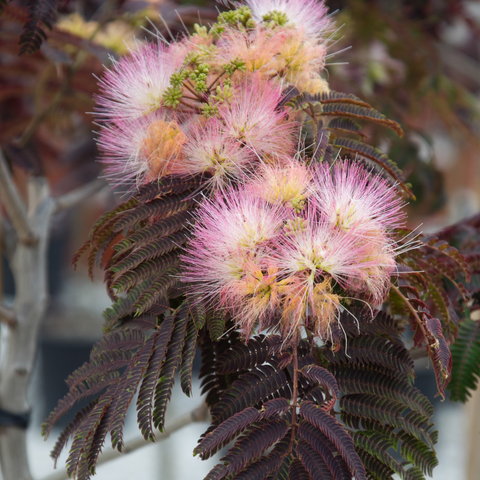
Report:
94,0,410,345
95,0,333,189
182,160,406,346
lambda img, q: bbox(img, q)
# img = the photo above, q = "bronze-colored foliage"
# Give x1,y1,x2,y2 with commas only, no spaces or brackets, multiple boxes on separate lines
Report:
40,57,480,479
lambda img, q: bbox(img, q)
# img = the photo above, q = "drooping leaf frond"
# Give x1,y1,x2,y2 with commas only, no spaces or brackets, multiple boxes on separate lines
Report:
448,318,480,402
19,0,57,55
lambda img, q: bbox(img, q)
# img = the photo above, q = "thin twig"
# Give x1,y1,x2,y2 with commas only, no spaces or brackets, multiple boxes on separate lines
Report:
54,179,106,213
40,402,209,480
0,304,16,328
390,284,429,340
0,148,36,245
207,70,227,92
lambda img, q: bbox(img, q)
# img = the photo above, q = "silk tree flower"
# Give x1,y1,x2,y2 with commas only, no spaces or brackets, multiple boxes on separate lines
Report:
274,214,381,293
247,160,311,210
97,112,187,188
275,27,328,91
178,119,253,189
217,26,287,76
244,0,332,41
216,26,328,92
95,42,183,122
312,160,406,238
182,189,285,336
218,75,298,159
272,205,399,333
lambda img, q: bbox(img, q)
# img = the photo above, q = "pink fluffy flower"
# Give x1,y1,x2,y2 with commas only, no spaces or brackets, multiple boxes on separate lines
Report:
271,207,396,341
182,188,285,335
178,119,253,189
95,42,183,121
217,75,298,159
217,26,287,76
244,0,332,41
247,159,311,209
97,112,186,188
274,213,382,292
311,161,407,237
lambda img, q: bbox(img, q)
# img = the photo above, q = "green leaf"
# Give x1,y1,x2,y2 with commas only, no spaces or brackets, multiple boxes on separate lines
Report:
448,318,480,402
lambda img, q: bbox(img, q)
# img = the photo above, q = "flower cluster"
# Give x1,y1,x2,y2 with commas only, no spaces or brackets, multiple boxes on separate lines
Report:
183,160,406,347
95,0,410,347
95,0,333,189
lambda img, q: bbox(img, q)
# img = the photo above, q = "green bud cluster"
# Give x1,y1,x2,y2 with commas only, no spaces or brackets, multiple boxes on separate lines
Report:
163,85,183,108
189,63,210,94
262,10,290,28
162,68,188,108
224,57,247,75
193,23,209,37
210,6,256,36
211,82,233,104
201,103,219,118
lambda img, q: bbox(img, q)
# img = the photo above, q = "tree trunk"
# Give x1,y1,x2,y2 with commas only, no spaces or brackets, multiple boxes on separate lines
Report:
0,177,54,480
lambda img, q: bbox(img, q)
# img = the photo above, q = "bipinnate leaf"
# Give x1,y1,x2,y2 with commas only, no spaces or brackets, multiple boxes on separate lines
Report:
357,448,395,480
82,402,115,478
113,210,193,256
289,459,311,480
65,385,117,478
111,230,189,276
110,334,157,451
214,419,289,478
352,432,425,480
231,446,285,480
327,117,366,138
261,398,290,418
300,365,338,411
448,318,480,402
135,175,204,202
195,407,262,460
420,235,471,282
132,264,182,316
323,336,414,377
423,316,453,399
136,315,175,441
110,251,179,294
217,335,271,374
287,91,371,112
180,319,199,396
72,197,137,274
113,192,195,233
153,302,190,431
189,295,207,330
298,422,351,480
332,364,433,418
397,431,439,476
299,401,367,480
339,310,400,340
43,370,120,436
46,399,98,465
102,278,155,329
207,311,226,341
339,394,434,448
211,364,288,425
19,0,58,55
297,440,333,480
